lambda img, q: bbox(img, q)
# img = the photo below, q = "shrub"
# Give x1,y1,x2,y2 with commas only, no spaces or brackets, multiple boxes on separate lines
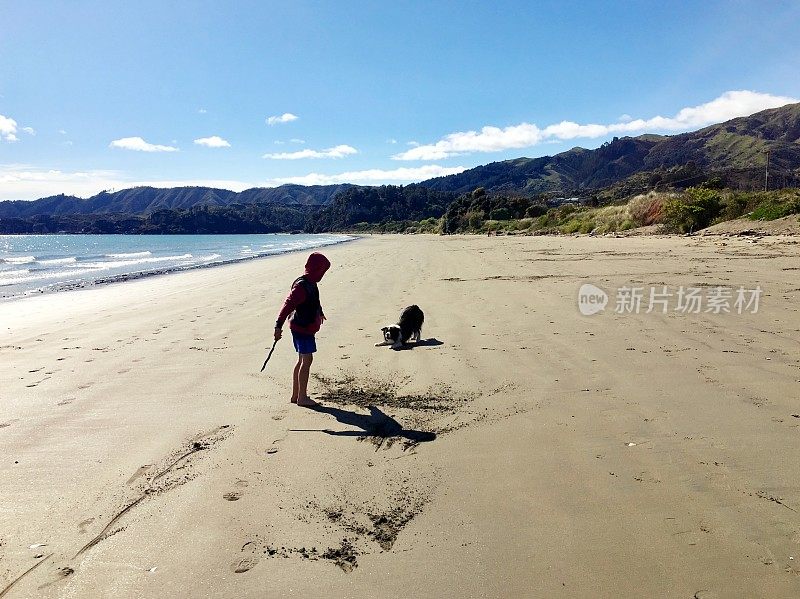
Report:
513,218,534,231
750,203,788,220
662,187,722,233
719,192,751,220
416,217,441,233
592,205,628,233
749,193,800,221
466,210,484,230
525,204,548,218
556,204,579,218
628,192,667,227
489,207,512,220
561,219,583,234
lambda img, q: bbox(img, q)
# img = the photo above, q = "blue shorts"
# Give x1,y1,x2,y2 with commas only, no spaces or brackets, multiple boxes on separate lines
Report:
292,331,317,354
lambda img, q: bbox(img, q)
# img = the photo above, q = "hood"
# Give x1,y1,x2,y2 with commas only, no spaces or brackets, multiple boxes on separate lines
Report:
303,252,330,283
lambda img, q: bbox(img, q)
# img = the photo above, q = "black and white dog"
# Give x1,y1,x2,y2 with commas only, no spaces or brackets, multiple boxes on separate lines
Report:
375,305,425,349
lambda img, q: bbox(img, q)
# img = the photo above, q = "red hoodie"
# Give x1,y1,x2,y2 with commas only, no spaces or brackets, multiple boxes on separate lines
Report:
275,252,331,335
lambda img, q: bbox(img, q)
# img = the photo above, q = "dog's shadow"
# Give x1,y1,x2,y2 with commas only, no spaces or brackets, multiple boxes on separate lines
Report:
394,337,444,351
294,405,436,446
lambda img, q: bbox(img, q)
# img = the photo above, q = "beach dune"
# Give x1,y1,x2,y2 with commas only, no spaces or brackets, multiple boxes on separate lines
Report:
1,234,800,598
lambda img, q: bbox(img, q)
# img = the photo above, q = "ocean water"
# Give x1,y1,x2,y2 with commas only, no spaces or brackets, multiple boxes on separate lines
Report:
0,233,354,299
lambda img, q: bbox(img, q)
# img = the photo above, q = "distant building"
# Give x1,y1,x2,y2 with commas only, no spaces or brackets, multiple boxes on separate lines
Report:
546,196,586,208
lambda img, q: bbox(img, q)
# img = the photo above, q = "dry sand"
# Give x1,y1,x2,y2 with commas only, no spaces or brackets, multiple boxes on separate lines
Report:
1,234,799,598
700,215,800,236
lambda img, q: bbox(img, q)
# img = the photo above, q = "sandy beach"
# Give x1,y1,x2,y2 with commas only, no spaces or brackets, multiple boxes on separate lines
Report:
1,233,800,598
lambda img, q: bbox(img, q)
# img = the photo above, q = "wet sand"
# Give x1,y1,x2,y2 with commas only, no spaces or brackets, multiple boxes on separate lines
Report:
1,234,799,598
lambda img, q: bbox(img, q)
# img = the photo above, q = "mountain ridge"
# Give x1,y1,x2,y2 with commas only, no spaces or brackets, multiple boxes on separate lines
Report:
0,184,355,218
2,103,799,220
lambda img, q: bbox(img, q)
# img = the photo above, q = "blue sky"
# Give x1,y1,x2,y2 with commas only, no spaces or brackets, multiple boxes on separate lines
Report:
1,0,799,200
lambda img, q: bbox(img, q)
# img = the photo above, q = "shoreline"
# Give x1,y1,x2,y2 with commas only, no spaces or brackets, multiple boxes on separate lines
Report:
2,219,796,303
0,234,359,302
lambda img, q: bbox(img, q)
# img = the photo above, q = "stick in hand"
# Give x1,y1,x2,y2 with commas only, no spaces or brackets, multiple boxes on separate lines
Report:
260,338,279,372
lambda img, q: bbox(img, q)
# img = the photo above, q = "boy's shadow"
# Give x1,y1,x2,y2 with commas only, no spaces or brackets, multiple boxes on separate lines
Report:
299,405,436,445
394,337,444,351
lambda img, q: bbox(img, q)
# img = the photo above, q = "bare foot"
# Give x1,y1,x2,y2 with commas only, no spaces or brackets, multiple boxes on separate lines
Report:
296,396,320,408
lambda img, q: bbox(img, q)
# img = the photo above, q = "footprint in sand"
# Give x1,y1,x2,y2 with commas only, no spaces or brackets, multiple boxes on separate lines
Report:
232,556,259,573
265,437,284,456
26,377,51,388
78,518,95,534
36,566,75,590
223,492,242,501
57,397,75,406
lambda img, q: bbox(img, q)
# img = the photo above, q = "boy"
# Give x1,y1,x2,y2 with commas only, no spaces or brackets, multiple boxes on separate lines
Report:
274,252,331,407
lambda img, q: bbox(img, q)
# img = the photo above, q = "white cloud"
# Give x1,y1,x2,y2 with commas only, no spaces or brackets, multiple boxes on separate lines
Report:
0,165,256,200
0,114,19,142
393,90,798,160
269,164,467,186
386,138,398,144
58,129,67,135
289,138,306,144
406,140,419,146
0,166,124,199
21,126,35,136
198,108,207,114
262,144,358,160
266,112,298,126
109,137,179,152
193,135,231,148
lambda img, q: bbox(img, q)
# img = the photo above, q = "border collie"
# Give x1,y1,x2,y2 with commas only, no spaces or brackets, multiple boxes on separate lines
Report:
375,305,424,349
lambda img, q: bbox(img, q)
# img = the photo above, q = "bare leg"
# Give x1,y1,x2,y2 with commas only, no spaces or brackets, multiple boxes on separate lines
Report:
290,356,302,403
296,353,318,407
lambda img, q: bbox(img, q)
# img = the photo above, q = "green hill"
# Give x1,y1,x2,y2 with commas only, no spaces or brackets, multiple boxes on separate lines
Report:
420,103,800,195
